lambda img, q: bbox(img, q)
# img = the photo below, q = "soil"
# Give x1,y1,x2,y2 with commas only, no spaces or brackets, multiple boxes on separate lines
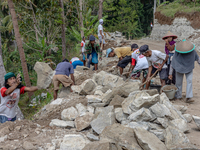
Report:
163,85,177,91
155,11,200,29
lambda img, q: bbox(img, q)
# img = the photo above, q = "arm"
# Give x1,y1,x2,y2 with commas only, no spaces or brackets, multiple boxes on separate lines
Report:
5,74,21,95
158,55,169,71
100,30,103,38
147,65,153,81
168,64,173,80
129,58,136,73
24,86,38,92
70,74,75,85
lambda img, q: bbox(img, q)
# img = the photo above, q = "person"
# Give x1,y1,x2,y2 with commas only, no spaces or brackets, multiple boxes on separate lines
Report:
85,35,102,71
70,57,84,69
171,39,200,103
106,45,134,75
129,45,149,87
98,19,105,50
162,31,177,84
151,22,153,30
0,72,38,123
53,59,75,100
81,36,87,66
139,45,169,89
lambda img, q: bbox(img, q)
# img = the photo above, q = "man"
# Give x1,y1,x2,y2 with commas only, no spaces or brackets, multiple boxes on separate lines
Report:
139,45,169,89
0,72,38,123
98,19,105,50
85,35,102,70
106,44,137,75
81,36,87,66
129,45,149,86
70,57,83,69
53,59,75,100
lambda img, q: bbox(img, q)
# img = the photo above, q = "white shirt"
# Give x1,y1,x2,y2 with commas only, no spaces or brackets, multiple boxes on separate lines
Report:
132,49,149,70
70,57,80,63
146,50,167,69
81,40,85,53
98,24,103,37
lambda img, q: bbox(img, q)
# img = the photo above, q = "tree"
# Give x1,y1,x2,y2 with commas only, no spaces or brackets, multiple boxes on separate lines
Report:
7,0,32,98
60,0,67,60
98,0,103,20
79,0,84,38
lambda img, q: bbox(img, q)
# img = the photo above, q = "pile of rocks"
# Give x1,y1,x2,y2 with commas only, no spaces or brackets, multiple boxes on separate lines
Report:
48,70,199,150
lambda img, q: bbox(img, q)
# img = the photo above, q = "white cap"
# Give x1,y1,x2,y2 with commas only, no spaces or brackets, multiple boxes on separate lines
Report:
99,19,103,24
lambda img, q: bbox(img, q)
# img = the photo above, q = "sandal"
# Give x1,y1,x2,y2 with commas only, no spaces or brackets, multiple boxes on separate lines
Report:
185,98,194,103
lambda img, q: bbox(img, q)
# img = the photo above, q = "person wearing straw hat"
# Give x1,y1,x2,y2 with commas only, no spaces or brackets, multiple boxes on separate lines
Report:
171,39,200,103
162,31,177,84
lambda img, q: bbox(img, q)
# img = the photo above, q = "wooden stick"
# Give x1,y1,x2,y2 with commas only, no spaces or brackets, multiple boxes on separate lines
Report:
140,69,159,88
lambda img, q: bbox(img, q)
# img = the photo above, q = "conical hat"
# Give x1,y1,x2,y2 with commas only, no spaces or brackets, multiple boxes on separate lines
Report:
162,31,178,40
175,39,195,54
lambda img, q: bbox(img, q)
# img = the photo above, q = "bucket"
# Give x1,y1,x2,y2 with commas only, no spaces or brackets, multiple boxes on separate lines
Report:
149,84,162,93
161,85,178,100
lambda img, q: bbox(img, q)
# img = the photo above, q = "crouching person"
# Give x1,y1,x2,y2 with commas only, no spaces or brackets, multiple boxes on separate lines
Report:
53,59,75,100
0,72,38,123
139,45,169,89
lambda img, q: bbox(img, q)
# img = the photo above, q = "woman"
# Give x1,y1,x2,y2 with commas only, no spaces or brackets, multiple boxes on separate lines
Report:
0,72,38,123
172,39,200,103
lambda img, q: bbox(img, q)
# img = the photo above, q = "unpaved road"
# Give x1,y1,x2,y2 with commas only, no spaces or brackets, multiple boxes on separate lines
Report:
132,39,200,148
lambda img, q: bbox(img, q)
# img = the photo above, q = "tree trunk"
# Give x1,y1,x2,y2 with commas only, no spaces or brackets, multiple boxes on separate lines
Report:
0,21,2,57
60,0,67,60
8,0,33,98
153,0,156,24
98,0,103,20
79,0,84,38
30,2,39,42
0,33,6,87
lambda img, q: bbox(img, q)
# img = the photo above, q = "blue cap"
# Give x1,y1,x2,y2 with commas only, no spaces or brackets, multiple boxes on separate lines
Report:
106,48,112,57
89,35,95,41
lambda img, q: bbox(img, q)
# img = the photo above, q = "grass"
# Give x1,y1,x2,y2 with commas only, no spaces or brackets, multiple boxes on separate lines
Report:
157,0,200,18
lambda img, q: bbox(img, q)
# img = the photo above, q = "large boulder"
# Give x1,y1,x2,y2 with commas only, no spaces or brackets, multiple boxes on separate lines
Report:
109,95,125,107
128,108,154,122
34,62,55,89
170,119,189,133
125,121,150,131
114,108,128,123
79,79,97,95
90,106,115,134
75,112,94,131
49,119,74,128
100,124,142,150
193,115,200,130
61,106,78,121
75,103,87,115
134,127,167,150
149,129,165,142
149,102,171,118
58,87,71,98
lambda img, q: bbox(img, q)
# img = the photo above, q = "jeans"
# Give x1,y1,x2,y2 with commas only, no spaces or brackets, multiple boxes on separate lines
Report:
0,115,16,123
72,60,84,69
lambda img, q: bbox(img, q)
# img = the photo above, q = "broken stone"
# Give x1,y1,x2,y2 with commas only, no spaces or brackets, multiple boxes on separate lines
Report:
100,124,142,150
75,103,87,115
0,135,7,142
183,114,192,123
49,119,74,128
61,106,78,121
94,90,104,96
149,129,165,142
156,117,169,128
125,122,150,131
192,115,200,130
114,108,128,123
89,102,106,108
50,98,63,105
83,141,118,150
86,95,102,103
170,119,189,133
143,89,159,96
60,134,90,150
119,82,140,97
90,106,115,134
34,62,55,89
109,95,124,107
79,79,97,95
173,104,187,114
86,132,99,141
128,108,154,122
71,85,82,94
75,112,94,131
58,87,71,98
102,90,114,105
134,127,167,150
87,106,95,114
23,141,37,150
149,102,171,118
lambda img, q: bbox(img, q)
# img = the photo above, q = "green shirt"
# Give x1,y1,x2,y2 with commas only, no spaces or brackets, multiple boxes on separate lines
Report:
85,43,102,58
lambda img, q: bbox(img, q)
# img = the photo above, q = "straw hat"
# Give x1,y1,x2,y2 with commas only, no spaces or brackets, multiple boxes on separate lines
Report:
162,31,177,40
175,39,195,54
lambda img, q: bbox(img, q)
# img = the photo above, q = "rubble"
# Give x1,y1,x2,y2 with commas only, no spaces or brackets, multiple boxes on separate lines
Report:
193,115,200,130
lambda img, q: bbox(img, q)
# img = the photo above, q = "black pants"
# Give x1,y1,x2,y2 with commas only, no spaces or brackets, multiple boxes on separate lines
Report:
117,56,132,68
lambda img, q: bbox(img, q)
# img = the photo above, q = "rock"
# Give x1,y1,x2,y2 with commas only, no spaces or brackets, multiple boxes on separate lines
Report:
109,95,124,107
89,102,106,108
170,119,189,133
86,95,102,103
183,114,192,123
60,134,90,150
130,94,160,112
0,135,7,142
114,108,128,123
143,89,159,96
94,90,104,96
90,106,115,134
79,79,97,95
75,112,94,131
102,90,114,105
100,124,142,150
192,115,200,130
61,107,78,121
125,122,150,131
49,119,74,128
16,105,24,120
165,126,198,150
149,102,171,118
87,106,95,114
75,103,87,115
149,129,165,142
95,107,105,114
86,132,99,141
71,85,82,93
23,141,37,150
58,87,71,98
119,82,140,97
34,62,55,89
128,108,154,122
83,141,118,150
134,127,167,150
156,117,169,128
75,66,89,71
122,91,150,114
50,98,63,105
173,105,187,114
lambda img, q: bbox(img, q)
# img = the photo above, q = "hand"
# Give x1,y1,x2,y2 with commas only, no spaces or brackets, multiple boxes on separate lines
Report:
146,76,151,82
16,74,21,85
165,39,168,43
157,64,162,71
168,75,173,80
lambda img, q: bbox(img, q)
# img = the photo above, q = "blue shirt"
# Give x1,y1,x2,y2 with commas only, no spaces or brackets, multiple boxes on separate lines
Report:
55,62,74,76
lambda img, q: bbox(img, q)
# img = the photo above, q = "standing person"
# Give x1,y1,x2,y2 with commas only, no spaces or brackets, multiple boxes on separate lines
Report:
162,31,177,84
70,57,83,69
81,36,87,66
53,59,75,100
171,39,200,103
0,72,38,123
139,45,169,89
85,35,102,71
106,45,134,76
98,19,105,50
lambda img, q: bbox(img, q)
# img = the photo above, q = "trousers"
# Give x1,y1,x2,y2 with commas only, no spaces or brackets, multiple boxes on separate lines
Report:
175,71,193,99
